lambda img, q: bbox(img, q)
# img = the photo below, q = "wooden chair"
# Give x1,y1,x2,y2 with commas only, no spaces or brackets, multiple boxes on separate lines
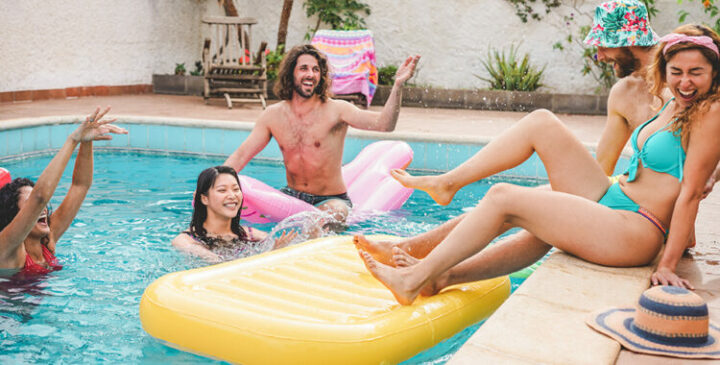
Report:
202,16,267,109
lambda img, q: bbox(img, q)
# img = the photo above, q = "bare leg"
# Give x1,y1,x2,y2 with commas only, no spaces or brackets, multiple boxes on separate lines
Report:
353,214,465,265
354,213,521,265
360,183,664,305
420,231,551,295
391,109,609,205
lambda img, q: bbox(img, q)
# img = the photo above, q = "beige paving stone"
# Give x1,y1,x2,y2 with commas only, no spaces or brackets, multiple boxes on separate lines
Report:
513,253,652,309
616,351,719,365
457,294,620,365
513,262,650,312
543,251,655,280
449,341,539,365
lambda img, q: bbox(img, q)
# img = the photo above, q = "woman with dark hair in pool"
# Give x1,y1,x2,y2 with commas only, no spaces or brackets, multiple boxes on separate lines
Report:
172,166,296,262
358,24,720,304
0,107,126,278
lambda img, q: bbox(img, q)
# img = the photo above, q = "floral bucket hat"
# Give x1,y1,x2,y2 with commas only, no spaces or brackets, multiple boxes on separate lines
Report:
584,0,659,48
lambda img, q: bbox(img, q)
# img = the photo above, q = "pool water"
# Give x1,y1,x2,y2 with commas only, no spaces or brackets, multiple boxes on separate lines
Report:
0,151,539,364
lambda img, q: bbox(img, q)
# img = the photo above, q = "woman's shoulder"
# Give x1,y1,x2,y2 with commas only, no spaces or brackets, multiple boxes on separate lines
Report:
705,97,720,115
171,231,197,247
693,97,720,127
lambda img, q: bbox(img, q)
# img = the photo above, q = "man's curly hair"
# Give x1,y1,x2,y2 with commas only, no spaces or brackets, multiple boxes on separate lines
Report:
273,44,331,102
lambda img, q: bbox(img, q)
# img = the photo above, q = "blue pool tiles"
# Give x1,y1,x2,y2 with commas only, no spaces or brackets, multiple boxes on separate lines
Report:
1,121,555,180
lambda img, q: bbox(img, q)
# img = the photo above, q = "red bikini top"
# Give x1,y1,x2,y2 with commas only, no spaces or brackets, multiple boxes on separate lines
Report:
21,244,63,276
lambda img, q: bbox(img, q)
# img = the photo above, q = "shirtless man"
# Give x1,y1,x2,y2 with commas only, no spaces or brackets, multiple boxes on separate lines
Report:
224,44,420,223
355,0,715,292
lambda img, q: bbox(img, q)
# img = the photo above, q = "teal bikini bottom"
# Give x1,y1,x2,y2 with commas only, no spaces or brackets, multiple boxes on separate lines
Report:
598,182,640,211
597,182,667,237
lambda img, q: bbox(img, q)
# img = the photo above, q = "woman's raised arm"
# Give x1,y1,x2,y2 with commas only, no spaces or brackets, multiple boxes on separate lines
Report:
0,136,79,262
49,107,123,249
0,107,126,262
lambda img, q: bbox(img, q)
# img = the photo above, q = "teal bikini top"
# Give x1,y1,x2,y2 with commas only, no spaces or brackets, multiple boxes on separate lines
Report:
625,98,686,182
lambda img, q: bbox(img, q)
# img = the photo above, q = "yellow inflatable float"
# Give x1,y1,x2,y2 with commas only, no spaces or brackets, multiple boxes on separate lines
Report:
140,235,510,364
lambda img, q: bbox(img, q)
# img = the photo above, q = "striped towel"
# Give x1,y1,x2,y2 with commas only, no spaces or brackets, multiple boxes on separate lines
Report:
311,30,378,106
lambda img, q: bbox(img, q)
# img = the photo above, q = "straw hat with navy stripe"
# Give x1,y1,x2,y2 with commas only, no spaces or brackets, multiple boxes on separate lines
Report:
587,285,720,359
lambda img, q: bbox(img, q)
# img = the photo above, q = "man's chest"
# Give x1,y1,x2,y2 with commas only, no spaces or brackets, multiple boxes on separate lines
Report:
271,118,346,149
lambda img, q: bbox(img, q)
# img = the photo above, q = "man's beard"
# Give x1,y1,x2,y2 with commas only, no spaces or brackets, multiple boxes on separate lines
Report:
293,80,316,98
613,49,641,78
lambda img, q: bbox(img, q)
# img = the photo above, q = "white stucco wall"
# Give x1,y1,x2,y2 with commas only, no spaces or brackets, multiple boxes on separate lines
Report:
0,0,715,94
0,0,206,92
236,0,714,94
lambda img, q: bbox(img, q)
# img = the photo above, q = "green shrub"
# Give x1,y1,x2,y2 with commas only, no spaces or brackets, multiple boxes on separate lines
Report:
266,45,285,81
174,63,186,76
303,0,371,40
477,44,545,92
190,61,203,76
377,65,397,86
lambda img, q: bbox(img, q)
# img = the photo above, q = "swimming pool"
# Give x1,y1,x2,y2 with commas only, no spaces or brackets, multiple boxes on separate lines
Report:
0,117,556,363
0,149,541,364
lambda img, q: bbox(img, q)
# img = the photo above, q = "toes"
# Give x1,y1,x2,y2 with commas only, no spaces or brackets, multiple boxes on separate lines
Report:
390,169,406,178
359,250,376,268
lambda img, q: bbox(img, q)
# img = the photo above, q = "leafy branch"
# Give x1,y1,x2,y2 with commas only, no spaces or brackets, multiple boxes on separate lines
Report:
303,0,371,40
505,0,561,22
678,0,720,34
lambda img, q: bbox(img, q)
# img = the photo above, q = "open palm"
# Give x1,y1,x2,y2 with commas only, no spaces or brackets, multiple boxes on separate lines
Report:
394,55,421,84
70,106,127,142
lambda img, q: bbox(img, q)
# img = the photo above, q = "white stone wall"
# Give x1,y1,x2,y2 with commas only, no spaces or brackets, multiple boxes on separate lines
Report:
0,0,206,92
0,0,714,94
234,0,713,94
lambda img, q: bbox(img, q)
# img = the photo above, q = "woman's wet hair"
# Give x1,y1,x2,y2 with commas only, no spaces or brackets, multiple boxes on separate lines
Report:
0,178,52,246
649,24,720,145
273,44,331,102
190,166,247,247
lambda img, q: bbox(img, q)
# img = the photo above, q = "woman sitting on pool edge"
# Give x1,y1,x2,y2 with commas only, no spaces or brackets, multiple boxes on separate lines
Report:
0,107,126,278
172,166,297,263
357,24,720,304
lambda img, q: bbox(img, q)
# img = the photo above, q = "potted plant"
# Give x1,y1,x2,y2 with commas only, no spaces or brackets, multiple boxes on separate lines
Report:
174,63,187,76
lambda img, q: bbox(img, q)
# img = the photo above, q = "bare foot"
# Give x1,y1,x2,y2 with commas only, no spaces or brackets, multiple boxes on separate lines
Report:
353,235,396,266
392,247,444,297
358,250,419,305
390,169,456,206
392,246,419,267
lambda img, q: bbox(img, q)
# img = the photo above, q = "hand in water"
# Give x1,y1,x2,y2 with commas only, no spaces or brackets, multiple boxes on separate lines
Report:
393,55,421,85
273,230,299,250
70,106,128,143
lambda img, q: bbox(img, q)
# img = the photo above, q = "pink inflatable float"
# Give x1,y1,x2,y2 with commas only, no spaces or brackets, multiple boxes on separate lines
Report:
0,168,10,188
239,141,414,223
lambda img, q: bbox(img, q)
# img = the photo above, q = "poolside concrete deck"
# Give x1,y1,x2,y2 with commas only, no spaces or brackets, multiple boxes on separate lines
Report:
1,94,718,364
